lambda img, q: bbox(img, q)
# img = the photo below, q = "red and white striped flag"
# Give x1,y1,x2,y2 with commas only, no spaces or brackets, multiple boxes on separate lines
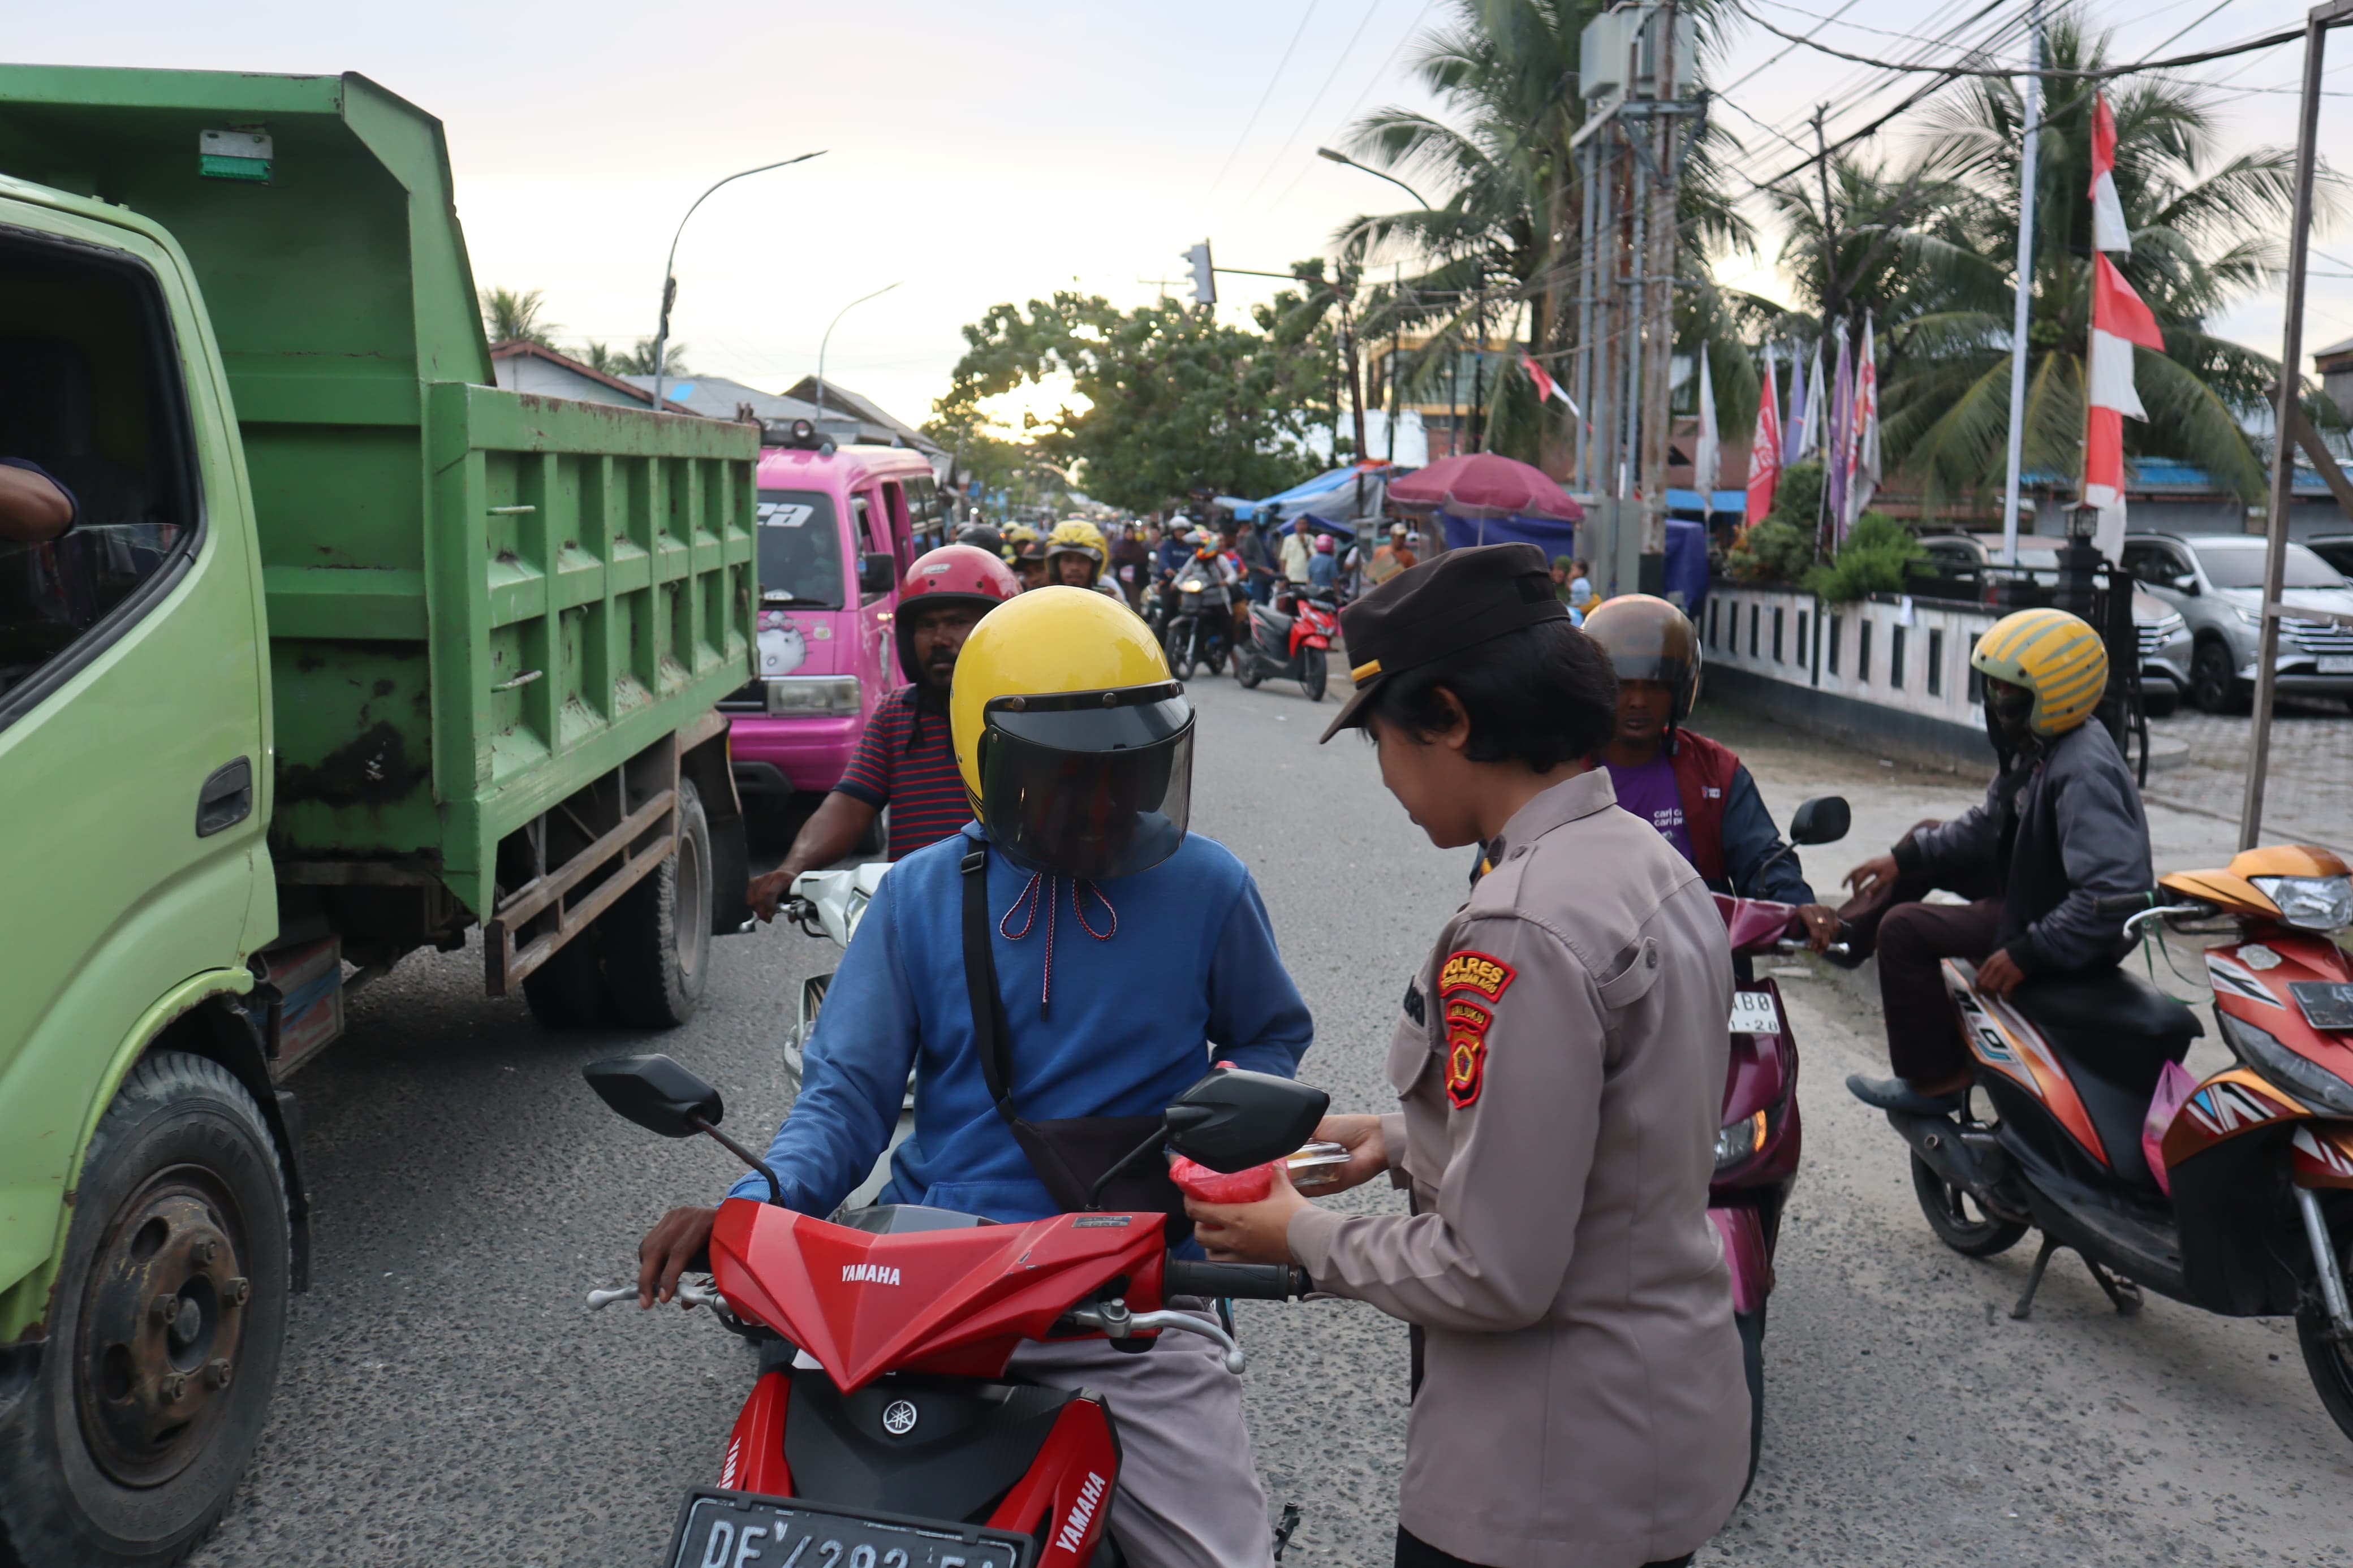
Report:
1522,351,1580,417
2085,253,2165,559
2089,92,2129,254
1745,350,1783,526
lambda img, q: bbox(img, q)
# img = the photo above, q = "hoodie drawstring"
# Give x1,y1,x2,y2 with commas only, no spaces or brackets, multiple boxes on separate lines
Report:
998,871,1118,1017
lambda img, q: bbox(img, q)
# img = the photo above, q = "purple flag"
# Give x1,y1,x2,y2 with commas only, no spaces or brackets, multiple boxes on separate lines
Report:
1782,345,1808,467
1825,327,1853,539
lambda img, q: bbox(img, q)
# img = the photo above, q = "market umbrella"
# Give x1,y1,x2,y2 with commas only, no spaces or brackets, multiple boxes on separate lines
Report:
1386,452,1582,521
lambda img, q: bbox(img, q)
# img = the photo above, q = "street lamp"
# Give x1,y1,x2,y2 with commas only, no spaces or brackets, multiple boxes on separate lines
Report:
815,281,903,434
1315,146,1432,210
650,151,826,411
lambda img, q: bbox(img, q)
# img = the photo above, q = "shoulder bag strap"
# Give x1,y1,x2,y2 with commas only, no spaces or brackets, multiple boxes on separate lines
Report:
960,844,1023,1126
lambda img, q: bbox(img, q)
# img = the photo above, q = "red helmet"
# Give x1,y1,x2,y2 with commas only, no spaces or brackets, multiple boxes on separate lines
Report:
896,544,1020,680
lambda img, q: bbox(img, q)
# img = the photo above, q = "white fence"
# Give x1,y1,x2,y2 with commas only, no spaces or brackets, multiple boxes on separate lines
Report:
1700,582,1998,770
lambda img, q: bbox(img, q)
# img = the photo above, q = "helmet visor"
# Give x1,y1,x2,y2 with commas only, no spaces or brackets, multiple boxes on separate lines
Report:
977,684,1193,880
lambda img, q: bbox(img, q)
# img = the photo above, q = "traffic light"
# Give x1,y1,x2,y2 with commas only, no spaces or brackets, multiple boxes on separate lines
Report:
1185,241,1216,305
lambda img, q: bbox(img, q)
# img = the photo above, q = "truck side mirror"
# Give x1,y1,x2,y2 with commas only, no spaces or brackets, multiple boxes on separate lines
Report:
584,1054,723,1137
859,551,897,597
1163,1067,1329,1174
1789,796,1851,846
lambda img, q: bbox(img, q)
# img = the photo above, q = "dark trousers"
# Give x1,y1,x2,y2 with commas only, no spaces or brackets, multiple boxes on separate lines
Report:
1396,1527,1691,1568
1874,896,2003,1082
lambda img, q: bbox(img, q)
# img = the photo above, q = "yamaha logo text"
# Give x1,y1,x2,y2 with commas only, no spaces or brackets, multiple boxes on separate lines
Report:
841,1263,902,1285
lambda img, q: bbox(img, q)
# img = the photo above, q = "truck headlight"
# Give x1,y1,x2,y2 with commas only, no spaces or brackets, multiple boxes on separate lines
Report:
2250,874,2353,932
765,675,862,717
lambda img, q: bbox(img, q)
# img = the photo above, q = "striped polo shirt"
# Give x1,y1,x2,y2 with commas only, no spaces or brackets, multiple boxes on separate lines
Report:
832,685,972,859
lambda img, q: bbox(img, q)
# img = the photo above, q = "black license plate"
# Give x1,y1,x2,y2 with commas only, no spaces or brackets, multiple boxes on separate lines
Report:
666,1488,1032,1568
2292,981,2353,1031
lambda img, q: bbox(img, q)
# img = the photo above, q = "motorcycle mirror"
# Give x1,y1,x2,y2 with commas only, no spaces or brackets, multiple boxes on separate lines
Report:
583,1055,787,1206
1163,1067,1330,1174
1789,796,1852,847
584,1053,722,1137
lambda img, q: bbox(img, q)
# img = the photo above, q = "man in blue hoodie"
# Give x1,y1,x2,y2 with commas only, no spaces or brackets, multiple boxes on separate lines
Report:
634,586,1312,1568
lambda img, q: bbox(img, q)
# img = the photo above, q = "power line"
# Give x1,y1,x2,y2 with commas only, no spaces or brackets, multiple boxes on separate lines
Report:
1208,0,1326,195
1242,0,1397,208
1729,1,2303,81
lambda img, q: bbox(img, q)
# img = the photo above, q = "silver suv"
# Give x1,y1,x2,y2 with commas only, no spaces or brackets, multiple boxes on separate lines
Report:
2119,533,2353,712
1914,534,2193,714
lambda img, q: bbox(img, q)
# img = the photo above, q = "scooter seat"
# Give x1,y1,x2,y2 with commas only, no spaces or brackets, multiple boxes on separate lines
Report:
2006,967,2200,1189
1255,607,1294,638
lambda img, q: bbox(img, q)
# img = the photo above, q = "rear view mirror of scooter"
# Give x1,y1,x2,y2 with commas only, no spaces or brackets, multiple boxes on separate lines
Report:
1164,1066,1330,1173
1789,795,1852,846
583,1054,783,1205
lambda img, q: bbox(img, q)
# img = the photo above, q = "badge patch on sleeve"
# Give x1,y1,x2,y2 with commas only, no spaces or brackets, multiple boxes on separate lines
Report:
1438,949,1516,1003
1443,998,1492,1108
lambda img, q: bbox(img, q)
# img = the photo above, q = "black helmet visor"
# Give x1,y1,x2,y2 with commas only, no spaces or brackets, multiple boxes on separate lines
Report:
977,684,1193,880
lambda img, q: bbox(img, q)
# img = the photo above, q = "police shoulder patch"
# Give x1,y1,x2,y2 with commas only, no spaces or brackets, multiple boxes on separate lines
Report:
1443,997,1492,1109
1438,949,1516,1002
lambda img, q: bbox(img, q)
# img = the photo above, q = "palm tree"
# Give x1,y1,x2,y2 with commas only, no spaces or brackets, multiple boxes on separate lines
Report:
579,341,622,375
1878,15,2324,505
613,337,690,377
479,286,558,348
1333,0,1752,463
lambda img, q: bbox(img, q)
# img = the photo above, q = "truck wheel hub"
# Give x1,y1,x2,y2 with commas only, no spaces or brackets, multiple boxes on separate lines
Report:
77,1174,248,1487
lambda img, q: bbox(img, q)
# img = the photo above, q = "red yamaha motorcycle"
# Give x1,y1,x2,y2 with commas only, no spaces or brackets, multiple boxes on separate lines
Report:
585,1056,1324,1566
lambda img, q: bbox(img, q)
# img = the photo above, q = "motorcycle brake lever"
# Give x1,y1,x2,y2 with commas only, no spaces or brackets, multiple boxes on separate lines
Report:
585,1286,633,1311
584,1280,731,1314
1067,1298,1248,1374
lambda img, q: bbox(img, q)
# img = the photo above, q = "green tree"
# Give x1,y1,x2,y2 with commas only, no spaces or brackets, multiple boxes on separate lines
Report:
479,286,558,347
1876,15,2331,504
612,336,689,377
933,288,1331,513
579,341,622,375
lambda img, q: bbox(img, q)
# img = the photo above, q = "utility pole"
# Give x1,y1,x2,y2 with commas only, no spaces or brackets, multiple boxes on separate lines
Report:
1813,105,1839,554
1636,0,1684,590
1341,279,1369,462
1999,0,2044,565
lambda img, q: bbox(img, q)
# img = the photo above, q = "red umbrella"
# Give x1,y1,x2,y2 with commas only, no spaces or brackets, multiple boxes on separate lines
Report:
1386,452,1583,521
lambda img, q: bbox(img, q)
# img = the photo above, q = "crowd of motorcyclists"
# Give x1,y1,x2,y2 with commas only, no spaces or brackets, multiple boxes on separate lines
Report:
705,519,2167,1568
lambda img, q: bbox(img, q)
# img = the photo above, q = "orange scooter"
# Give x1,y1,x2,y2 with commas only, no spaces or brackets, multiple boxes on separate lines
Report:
1876,845,2353,1444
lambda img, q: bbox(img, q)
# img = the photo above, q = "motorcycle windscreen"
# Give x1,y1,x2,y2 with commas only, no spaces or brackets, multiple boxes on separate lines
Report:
977,688,1193,880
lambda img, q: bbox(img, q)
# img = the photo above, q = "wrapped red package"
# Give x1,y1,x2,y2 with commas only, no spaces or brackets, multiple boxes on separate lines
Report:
1167,1155,1275,1204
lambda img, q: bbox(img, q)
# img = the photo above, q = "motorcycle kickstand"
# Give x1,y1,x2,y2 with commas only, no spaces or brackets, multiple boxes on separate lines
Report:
2011,1234,2061,1320
1272,1502,1302,1563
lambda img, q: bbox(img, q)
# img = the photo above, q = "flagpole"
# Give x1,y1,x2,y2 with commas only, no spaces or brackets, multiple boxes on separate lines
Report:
1999,0,2044,566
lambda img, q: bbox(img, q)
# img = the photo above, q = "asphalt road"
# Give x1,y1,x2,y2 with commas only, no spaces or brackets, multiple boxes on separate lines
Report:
188,679,2353,1568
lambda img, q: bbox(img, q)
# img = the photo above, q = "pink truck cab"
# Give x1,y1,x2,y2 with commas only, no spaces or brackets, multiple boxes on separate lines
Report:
723,436,947,819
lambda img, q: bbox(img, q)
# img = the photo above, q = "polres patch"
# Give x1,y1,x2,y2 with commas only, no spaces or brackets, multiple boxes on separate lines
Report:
1439,949,1516,1002
1443,997,1492,1109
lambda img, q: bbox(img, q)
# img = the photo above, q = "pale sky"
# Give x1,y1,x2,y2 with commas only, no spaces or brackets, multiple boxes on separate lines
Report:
11,0,2345,434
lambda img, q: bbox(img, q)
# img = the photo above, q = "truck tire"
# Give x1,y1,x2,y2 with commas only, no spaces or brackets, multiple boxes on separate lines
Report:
0,1051,290,1568
602,776,713,1029
521,924,604,1031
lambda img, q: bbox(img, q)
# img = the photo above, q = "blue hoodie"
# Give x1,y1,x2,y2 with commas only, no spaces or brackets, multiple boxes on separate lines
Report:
729,823,1315,1221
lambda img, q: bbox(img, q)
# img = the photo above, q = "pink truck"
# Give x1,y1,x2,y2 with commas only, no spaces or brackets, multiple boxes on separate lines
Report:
723,434,947,824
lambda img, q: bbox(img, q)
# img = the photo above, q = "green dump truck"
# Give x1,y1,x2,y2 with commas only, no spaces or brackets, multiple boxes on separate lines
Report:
0,69,758,1564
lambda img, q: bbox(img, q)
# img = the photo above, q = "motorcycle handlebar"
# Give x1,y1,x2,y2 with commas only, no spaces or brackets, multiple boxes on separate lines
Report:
2095,892,2157,916
1163,1258,1310,1301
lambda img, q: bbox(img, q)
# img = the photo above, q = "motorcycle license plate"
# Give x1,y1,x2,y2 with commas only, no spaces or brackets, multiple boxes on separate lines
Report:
666,1489,1032,1568
1728,990,1783,1036
2319,655,2353,675
2292,980,2353,1031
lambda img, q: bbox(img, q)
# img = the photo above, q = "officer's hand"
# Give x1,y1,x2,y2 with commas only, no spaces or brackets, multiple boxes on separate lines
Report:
747,869,792,923
1307,1113,1387,1193
1845,855,1899,896
1186,1165,1308,1265
1794,904,1841,953
637,1206,718,1308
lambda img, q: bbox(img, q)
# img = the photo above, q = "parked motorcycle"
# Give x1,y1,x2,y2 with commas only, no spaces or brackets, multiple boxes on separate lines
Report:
1709,793,1848,1483
1161,567,1231,680
1235,588,1337,701
584,1055,1322,1567
1870,843,2353,1443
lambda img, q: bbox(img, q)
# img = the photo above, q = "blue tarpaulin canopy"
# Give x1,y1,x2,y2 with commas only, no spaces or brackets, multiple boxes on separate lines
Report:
1666,489,1747,516
1665,518,1709,612
1436,510,1577,556
1229,464,1396,524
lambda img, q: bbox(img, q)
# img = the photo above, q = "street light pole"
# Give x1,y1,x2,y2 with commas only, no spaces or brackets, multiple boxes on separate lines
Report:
650,150,826,411
1315,147,1432,210
816,281,903,434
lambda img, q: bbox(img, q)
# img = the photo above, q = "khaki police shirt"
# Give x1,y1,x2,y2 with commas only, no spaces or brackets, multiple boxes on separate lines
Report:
1287,768,1749,1568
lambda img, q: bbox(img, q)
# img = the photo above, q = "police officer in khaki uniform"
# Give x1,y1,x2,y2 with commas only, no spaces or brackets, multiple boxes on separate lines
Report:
1187,544,1749,1568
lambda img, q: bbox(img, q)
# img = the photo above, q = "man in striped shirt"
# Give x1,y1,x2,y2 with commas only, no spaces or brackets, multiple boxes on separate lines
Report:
748,545,1021,920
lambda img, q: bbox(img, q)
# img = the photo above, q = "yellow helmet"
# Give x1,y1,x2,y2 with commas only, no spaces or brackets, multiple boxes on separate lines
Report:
1971,607,2108,738
950,587,1194,879
1045,519,1108,567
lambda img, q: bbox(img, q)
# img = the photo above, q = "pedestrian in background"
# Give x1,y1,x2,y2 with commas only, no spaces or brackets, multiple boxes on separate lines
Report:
1568,558,1594,610
1281,515,1314,586
1187,543,1749,1568
1111,522,1151,611
1550,555,1575,601
1368,522,1417,585
1238,518,1277,604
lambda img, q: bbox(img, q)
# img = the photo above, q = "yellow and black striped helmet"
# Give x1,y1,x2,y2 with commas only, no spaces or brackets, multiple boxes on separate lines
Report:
1971,607,2108,737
